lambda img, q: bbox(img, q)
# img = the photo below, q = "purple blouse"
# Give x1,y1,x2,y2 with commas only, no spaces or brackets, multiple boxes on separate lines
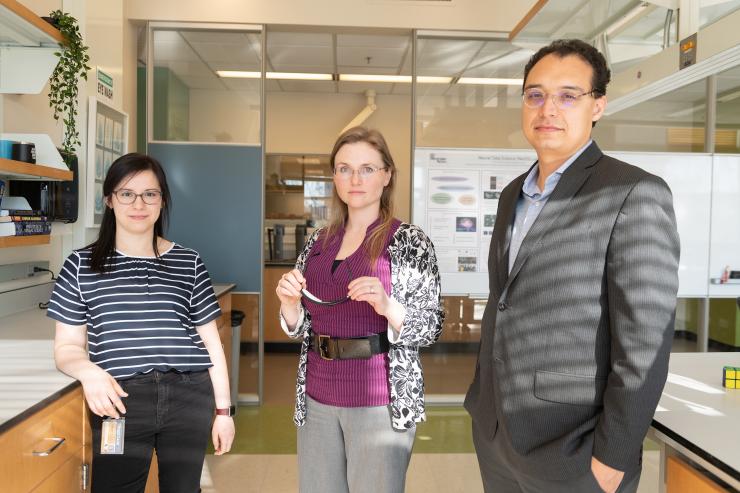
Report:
303,218,401,407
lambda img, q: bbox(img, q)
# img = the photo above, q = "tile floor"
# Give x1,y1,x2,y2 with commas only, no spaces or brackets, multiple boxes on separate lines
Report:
201,403,662,492
216,340,690,492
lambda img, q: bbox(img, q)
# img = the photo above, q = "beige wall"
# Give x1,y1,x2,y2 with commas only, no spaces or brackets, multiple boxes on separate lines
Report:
266,91,412,221
188,89,261,144
126,0,535,33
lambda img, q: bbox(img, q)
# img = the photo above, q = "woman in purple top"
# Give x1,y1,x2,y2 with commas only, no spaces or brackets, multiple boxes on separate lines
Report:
276,127,444,493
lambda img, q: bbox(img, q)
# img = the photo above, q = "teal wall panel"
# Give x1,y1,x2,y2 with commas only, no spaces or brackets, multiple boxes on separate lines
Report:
148,143,262,291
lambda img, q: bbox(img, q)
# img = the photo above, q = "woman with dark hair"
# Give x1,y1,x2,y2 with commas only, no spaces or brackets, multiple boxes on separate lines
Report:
48,153,234,492
276,127,444,493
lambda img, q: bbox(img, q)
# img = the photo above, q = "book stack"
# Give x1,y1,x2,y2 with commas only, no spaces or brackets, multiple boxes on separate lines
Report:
0,209,52,237
0,190,51,238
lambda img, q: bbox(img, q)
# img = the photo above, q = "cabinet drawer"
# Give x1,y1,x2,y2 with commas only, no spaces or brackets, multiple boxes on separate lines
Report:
30,453,83,493
0,387,84,493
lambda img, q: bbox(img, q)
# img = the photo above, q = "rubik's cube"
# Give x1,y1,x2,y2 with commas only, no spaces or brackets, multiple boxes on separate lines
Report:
723,366,739,389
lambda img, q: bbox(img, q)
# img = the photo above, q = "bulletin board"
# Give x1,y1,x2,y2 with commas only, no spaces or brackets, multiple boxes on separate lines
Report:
86,96,129,227
413,147,720,298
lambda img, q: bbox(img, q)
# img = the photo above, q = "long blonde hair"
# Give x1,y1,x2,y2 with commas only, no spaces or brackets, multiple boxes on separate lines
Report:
325,126,397,271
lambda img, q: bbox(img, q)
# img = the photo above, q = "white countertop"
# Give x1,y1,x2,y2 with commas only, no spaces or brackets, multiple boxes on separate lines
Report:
0,309,75,431
653,352,740,481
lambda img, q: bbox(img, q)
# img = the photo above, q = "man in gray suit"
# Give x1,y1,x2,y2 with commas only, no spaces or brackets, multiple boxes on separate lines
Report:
465,39,680,493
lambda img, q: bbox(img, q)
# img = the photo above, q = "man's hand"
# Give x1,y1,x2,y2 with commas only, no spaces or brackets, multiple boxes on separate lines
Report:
591,457,624,493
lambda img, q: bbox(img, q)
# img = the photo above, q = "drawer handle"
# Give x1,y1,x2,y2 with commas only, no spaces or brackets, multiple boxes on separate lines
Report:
32,437,66,456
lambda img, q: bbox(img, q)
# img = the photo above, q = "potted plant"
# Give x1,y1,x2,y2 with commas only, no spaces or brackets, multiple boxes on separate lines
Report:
44,10,91,166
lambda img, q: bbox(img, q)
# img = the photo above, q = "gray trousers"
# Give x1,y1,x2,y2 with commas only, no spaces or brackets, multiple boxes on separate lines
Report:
297,396,416,493
472,421,641,493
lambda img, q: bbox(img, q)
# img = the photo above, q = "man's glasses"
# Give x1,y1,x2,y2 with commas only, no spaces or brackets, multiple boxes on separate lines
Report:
522,89,597,109
333,165,388,181
113,189,163,205
301,261,353,306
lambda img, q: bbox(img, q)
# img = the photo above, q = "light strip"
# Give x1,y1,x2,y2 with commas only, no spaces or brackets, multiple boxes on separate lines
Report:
458,77,523,85
217,71,521,86
217,71,333,81
268,72,333,81
216,70,260,78
339,74,411,83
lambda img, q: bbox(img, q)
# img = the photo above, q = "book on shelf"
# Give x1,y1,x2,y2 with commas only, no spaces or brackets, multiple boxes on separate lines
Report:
0,214,49,223
0,208,44,217
0,220,52,237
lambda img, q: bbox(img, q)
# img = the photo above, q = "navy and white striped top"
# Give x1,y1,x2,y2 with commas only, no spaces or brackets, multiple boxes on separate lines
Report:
47,244,222,380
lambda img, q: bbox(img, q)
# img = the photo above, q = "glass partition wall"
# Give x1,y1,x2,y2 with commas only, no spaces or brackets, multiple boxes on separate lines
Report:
414,33,534,399
142,23,740,404
146,23,264,404
261,26,413,404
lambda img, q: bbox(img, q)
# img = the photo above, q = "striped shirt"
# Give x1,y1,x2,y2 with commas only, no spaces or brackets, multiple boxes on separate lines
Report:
47,244,221,380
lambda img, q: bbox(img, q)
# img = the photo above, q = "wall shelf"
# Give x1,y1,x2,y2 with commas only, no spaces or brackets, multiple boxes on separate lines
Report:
0,234,50,248
0,158,72,181
0,0,64,46
0,0,65,94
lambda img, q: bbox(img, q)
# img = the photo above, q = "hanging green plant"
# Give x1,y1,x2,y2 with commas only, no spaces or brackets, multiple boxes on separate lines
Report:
46,10,91,163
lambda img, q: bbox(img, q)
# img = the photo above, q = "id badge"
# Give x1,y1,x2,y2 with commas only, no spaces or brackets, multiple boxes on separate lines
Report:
100,417,125,455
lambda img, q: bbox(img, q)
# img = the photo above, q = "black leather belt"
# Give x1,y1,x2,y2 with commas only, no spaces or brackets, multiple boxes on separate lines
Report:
310,332,390,361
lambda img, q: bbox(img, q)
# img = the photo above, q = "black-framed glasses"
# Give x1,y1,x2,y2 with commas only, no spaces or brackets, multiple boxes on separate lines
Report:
522,89,597,109
333,165,388,181
113,189,163,205
301,261,354,306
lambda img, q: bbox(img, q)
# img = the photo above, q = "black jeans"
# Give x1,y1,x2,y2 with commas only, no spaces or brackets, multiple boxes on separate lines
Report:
90,370,215,493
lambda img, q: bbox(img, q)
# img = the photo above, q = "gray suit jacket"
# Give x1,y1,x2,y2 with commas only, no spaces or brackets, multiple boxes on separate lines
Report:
464,141,680,481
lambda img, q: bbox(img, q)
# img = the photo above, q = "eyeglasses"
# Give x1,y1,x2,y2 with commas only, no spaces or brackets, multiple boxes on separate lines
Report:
333,165,388,181
301,287,349,306
522,89,597,109
113,189,163,205
301,261,354,306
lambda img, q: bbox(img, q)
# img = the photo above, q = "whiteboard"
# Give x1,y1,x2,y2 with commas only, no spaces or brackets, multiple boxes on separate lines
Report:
709,154,740,298
413,147,717,298
609,151,712,298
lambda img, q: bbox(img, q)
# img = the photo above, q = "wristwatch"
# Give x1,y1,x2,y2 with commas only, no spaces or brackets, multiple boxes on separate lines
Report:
215,405,236,417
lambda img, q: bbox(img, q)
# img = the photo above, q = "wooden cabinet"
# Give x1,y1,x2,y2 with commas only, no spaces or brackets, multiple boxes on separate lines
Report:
666,456,727,493
263,266,293,342
217,293,233,380
0,386,88,493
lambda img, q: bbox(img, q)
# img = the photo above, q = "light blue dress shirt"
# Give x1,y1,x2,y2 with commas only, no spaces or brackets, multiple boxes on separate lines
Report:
508,140,592,273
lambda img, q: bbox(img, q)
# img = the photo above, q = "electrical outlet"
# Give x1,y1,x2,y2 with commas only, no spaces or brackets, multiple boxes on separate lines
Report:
0,261,50,283
28,261,50,277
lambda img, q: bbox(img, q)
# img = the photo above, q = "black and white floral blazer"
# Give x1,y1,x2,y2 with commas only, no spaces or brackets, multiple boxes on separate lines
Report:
279,222,444,430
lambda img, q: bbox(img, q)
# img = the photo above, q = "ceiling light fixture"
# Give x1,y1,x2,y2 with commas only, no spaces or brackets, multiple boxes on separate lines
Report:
457,77,523,85
338,74,453,83
217,71,521,86
268,72,333,81
217,71,333,81
216,70,260,78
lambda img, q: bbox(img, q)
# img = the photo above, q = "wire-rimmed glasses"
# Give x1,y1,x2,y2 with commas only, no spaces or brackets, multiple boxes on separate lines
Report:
333,165,388,181
522,89,597,109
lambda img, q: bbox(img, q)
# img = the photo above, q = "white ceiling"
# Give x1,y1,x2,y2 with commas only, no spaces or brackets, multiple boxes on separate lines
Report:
147,2,740,121
151,28,534,95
